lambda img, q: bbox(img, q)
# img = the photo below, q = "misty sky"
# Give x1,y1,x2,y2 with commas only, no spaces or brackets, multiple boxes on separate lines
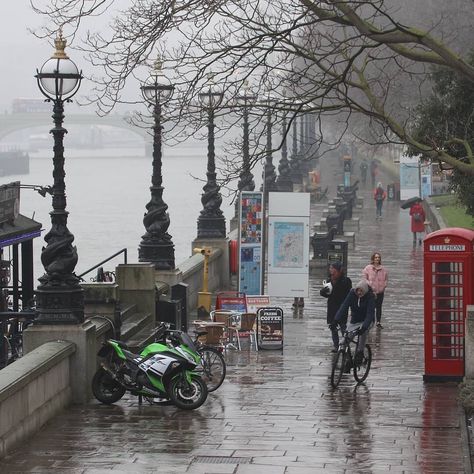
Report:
0,4,53,112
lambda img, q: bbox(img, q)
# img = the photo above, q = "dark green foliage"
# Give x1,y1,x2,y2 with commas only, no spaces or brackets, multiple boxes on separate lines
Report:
410,54,474,216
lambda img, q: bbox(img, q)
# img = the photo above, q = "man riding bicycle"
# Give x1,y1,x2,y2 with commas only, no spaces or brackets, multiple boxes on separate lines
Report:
334,279,375,365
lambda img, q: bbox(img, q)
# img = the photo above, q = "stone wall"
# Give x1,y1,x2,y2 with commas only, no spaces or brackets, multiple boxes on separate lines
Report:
0,341,75,458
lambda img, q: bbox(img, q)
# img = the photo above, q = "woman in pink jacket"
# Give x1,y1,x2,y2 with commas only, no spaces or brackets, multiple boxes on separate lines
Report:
362,252,388,328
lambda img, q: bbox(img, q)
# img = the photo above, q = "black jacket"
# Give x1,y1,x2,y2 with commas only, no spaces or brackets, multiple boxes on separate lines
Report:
320,275,352,325
335,287,376,332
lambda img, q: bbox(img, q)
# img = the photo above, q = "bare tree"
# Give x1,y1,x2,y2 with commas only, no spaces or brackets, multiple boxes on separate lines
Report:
30,0,474,176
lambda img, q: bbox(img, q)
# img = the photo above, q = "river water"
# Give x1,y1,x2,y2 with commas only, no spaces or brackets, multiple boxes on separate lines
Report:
6,145,239,281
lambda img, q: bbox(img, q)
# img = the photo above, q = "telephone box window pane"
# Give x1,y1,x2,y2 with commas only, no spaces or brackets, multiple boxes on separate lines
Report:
430,261,464,359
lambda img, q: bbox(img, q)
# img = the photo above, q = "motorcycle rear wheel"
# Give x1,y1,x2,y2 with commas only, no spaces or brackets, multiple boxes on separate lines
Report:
167,375,208,410
92,368,126,404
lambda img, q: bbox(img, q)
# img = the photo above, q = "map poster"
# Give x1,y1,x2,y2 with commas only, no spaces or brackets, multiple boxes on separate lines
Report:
257,307,284,350
238,191,263,295
271,221,304,269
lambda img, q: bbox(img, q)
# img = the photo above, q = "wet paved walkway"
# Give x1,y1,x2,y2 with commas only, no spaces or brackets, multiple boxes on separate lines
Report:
0,162,471,473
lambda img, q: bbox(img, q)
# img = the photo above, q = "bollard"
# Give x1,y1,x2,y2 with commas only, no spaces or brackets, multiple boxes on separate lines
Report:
193,247,212,319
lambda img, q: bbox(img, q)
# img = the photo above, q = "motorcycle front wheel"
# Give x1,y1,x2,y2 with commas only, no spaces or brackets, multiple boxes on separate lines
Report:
167,374,208,410
92,368,126,404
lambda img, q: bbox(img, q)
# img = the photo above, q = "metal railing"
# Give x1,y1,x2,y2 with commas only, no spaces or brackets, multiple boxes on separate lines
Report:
77,248,128,282
0,311,35,369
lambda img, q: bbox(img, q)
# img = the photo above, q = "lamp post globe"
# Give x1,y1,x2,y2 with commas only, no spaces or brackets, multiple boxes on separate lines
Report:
138,58,176,269
34,30,84,324
196,78,226,239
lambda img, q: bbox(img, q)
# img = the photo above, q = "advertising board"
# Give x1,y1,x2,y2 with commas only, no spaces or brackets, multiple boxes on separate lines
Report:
256,306,283,350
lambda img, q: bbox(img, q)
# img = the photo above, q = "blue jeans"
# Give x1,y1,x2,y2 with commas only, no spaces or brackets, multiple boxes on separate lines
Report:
375,200,383,217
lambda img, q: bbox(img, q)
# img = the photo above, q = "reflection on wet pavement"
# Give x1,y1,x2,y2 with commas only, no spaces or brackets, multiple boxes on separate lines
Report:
0,162,469,473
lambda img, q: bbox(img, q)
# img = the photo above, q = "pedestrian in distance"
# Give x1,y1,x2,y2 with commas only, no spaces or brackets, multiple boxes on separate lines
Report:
369,159,378,187
359,159,368,186
320,261,352,352
409,201,426,246
373,182,386,219
334,279,375,365
362,252,388,329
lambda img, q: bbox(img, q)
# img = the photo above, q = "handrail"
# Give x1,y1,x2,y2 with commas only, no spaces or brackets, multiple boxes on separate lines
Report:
77,248,128,281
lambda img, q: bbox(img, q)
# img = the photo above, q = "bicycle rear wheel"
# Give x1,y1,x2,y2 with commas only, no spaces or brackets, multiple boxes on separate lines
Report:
353,344,372,383
330,350,347,388
198,346,226,392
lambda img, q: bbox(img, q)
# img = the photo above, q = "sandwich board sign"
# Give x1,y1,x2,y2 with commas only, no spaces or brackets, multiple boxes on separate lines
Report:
256,307,283,350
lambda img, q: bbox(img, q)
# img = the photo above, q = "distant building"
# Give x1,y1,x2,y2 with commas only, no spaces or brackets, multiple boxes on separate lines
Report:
12,98,50,114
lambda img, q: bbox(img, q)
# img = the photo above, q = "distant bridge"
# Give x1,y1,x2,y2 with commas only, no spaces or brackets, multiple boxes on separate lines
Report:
0,112,149,142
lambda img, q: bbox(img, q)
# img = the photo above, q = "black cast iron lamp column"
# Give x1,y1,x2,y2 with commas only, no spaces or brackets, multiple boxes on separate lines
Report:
196,79,226,239
138,58,175,269
236,81,257,193
35,30,84,324
276,98,293,192
262,92,277,195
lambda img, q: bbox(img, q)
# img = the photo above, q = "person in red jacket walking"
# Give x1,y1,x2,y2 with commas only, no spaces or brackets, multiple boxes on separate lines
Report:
373,182,387,219
409,201,426,246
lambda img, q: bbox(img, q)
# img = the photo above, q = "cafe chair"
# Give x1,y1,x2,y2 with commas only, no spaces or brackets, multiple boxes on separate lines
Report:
231,312,258,351
211,310,239,351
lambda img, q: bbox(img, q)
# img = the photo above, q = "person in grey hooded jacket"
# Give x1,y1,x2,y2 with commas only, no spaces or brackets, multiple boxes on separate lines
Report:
334,279,375,360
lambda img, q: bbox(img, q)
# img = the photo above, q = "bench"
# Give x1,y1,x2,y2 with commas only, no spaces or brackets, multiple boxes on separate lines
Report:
343,231,356,249
344,217,360,232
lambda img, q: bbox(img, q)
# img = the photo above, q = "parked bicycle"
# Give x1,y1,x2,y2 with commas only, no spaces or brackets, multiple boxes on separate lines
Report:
330,327,372,388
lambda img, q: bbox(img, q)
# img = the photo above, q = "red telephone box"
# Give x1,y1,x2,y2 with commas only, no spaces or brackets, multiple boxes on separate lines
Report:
423,227,474,381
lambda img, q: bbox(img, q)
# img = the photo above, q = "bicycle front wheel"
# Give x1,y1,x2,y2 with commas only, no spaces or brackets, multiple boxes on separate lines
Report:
330,350,347,388
353,344,372,383
198,346,226,392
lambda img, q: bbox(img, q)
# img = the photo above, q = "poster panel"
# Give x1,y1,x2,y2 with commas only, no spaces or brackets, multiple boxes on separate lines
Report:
267,217,309,274
238,191,263,295
399,155,420,200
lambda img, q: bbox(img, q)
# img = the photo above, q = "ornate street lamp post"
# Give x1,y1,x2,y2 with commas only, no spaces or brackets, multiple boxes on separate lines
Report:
290,114,303,184
261,93,278,195
35,31,84,324
236,81,257,193
196,80,226,239
138,59,175,269
276,106,293,192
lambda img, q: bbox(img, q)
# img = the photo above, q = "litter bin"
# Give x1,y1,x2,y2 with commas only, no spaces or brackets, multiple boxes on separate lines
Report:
171,283,188,332
311,232,330,259
327,239,348,271
156,299,182,330
387,183,395,201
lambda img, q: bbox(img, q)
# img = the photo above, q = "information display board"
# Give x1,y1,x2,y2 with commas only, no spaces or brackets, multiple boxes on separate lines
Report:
238,191,263,295
267,192,310,297
256,307,284,350
400,155,420,200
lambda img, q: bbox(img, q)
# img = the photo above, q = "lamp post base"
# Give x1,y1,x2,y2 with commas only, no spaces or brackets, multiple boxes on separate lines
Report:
35,284,84,324
138,239,175,270
197,215,226,239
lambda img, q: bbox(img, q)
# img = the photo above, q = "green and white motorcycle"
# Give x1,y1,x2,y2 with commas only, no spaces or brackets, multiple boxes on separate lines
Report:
92,324,208,410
